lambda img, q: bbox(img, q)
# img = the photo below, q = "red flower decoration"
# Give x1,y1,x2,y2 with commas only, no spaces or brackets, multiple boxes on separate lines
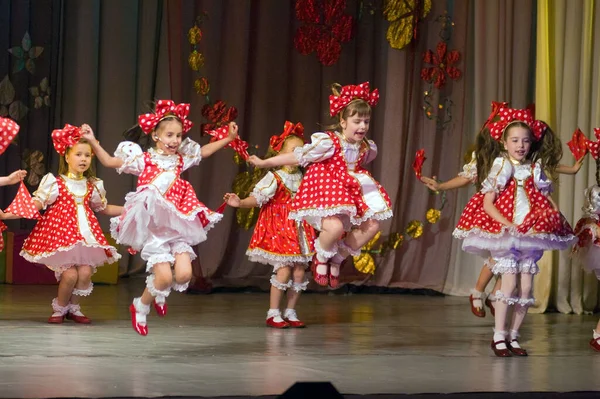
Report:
294,0,355,66
412,148,426,179
200,100,238,133
567,128,589,161
420,42,462,89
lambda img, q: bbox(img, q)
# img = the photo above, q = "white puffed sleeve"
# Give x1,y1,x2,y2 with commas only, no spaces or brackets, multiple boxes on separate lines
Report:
89,179,108,212
458,151,477,183
33,173,59,210
114,141,145,176
480,156,513,194
179,138,202,171
533,161,553,195
361,140,378,165
293,132,335,167
249,172,278,207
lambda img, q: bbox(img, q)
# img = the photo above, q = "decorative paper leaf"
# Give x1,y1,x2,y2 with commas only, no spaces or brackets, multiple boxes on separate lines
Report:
22,32,32,52
40,77,49,92
25,59,36,75
44,95,51,107
34,97,43,109
29,87,40,97
9,101,28,121
7,47,24,59
29,47,44,59
13,59,25,73
0,76,16,105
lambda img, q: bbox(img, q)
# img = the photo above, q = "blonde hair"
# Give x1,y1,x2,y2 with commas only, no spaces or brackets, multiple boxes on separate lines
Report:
58,138,97,179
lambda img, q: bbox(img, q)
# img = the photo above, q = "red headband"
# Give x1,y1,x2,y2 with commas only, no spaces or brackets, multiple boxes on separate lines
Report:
487,107,547,142
51,124,83,156
269,121,305,152
329,81,379,117
0,117,20,155
138,100,193,134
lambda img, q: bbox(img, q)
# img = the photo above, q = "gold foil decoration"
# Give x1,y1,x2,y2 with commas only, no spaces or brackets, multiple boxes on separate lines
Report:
187,25,203,45
388,232,404,249
426,208,441,224
406,220,424,239
383,0,432,50
188,50,205,71
352,231,380,275
194,77,210,96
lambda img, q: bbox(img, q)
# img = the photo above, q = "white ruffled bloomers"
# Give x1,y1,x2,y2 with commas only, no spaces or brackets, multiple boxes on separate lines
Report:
110,185,222,256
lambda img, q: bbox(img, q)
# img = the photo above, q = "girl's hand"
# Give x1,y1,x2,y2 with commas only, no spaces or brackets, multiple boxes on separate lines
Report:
0,210,6,220
572,158,584,174
80,124,96,142
248,155,266,168
227,122,239,142
505,222,518,229
223,193,241,207
420,176,440,191
6,170,26,185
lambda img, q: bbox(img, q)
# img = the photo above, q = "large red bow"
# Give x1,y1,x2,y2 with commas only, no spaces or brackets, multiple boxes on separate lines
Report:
585,128,600,160
487,107,547,142
567,128,589,161
138,100,193,134
51,124,83,156
329,82,380,117
0,117,19,156
481,101,509,132
269,121,305,152
206,125,250,160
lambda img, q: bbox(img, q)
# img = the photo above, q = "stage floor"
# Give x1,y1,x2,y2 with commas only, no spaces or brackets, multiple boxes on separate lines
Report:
1,277,600,398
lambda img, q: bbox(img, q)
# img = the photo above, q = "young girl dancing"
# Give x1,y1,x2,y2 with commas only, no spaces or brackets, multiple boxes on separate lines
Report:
2,124,122,324
421,106,582,319
453,107,576,357
224,121,316,328
572,134,600,351
83,100,237,336
249,82,392,289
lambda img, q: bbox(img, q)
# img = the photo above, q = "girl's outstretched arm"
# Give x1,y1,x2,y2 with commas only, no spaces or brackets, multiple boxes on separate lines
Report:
100,205,124,216
81,124,124,169
556,158,584,175
201,122,239,158
421,175,471,191
248,152,298,169
0,170,27,187
223,193,258,209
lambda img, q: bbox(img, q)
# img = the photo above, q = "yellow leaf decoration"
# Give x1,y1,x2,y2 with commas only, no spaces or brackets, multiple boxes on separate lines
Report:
236,207,259,230
353,253,376,275
383,0,432,50
406,220,423,239
363,231,381,250
388,232,404,249
426,208,441,224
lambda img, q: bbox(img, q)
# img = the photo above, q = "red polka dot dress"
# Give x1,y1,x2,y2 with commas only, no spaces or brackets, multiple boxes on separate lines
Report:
110,140,222,270
246,169,316,269
453,156,576,274
20,174,120,280
572,185,600,278
290,131,392,231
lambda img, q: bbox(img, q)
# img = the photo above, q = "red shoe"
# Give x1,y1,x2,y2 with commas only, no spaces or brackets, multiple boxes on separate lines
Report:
485,297,496,316
153,300,167,317
328,273,340,289
311,259,329,286
590,337,600,352
266,317,290,329
48,315,65,324
66,312,92,324
469,294,486,318
285,318,306,328
506,339,528,356
491,340,511,357
129,304,148,336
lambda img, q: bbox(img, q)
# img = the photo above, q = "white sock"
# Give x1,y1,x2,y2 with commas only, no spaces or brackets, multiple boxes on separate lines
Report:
493,331,507,350
155,295,166,305
593,329,600,340
330,263,340,277
331,253,345,265
508,330,521,348
133,298,149,325
315,254,329,275
470,289,484,308
284,308,299,321
267,308,284,323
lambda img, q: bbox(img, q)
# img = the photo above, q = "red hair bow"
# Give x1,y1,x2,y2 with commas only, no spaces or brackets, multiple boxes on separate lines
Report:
269,121,305,152
138,100,193,134
585,128,600,160
487,107,547,142
0,117,19,155
51,124,83,156
329,81,380,117
481,101,509,132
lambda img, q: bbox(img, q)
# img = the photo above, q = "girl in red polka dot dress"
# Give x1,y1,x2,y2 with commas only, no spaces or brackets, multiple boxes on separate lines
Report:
0,117,28,251
2,124,122,324
83,100,237,336
249,82,392,289
224,121,316,328
421,103,583,319
572,132,600,351
453,107,576,357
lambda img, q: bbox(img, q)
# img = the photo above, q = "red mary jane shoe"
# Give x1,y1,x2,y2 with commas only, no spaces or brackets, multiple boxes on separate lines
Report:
507,340,528,356
48,315,65,324
153,300,167,317
129,304,148,336
66,312,92,324
285,318,306,328
491,340,512,357
469,294,486,318
485,297,496,316
590,337,600,352
266,317,290,329
311,259,329,287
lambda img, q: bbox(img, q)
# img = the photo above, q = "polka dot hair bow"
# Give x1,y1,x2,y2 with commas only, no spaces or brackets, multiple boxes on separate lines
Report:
0,117,20,155
269,121,305,152
51,124,82,155
487,107,547,142
138,100,193,134
329,82,380,117
585,128,600,160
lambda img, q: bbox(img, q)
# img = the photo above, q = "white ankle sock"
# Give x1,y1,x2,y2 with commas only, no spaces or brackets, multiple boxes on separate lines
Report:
593,329,600,340
283,308,299,321
267,309,284,323
331,253,345,265
508,330,521,347
493,331,507,349
329,263,340,277
155,295,166,305
133,298,149,325
470,289,484,308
